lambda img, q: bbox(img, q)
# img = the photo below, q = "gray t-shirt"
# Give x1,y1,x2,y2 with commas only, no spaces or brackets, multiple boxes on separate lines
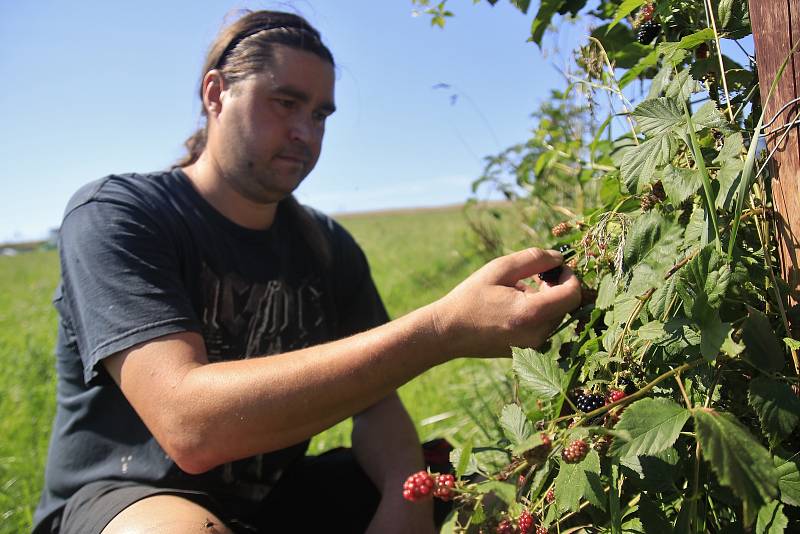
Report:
33,169,389,532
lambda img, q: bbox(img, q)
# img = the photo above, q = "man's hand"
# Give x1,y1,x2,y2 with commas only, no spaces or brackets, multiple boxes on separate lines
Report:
431,247,582,358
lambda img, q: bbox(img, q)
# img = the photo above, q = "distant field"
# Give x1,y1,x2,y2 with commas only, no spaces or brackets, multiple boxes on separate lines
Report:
0,203,525,532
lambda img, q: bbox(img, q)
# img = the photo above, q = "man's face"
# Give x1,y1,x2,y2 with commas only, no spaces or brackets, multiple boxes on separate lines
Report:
213,45,336,203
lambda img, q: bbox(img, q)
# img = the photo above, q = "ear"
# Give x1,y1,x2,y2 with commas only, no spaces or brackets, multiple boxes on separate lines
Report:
201,69,227,117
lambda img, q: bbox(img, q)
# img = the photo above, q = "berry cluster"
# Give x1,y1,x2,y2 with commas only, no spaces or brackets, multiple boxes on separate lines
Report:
517,509,534,533
402,471,434,502
562,439,589,463
433,473,456,501
576,392,604,413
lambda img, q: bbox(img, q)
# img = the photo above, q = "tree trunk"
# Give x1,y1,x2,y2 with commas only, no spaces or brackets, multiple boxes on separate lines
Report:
749,0,800,307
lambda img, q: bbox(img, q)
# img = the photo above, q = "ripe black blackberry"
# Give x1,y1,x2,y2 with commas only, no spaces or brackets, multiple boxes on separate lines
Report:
637,20,660,44
651,180,666,202
576,392,604,413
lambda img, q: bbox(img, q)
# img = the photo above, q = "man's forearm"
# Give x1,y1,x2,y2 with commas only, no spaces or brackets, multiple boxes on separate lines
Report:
128,303,448,473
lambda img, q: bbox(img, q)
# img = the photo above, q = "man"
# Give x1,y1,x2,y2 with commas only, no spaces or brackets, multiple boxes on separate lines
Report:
33,10,581,534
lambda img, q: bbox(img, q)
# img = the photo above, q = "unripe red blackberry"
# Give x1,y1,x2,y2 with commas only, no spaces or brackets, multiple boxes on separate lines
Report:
402,470,434,502
566,256,578,270
546,487,555,503
606,389,626,405
537,526,549,534
496,519,514,534
433,473,456,501
640,3,655,21
518,509,534,533
562,439,589,463
551,221,572,237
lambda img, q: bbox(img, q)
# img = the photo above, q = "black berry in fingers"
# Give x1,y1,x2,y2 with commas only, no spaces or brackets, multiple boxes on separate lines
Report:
538,266,563,285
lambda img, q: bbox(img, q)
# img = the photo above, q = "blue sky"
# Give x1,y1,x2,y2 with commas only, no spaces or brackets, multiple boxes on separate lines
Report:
0,0,589,243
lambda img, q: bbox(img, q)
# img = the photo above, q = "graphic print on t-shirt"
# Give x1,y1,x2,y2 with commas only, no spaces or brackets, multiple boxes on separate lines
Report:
199,262,326,361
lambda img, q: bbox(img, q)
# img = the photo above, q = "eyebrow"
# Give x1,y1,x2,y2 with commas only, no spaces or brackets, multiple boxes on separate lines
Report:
273,84,337,115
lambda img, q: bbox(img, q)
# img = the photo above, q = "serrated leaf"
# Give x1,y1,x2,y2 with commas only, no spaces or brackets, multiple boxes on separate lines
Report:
748,377,800,445
693,408,779,512
676,245,730,327
718,0,734,27
661,164,703,205
621,133,678,193
622,447,680,492
500,403,532,445
676,28,716,50
665,69,699,100
756,500,788,534
512,347,566,399
624,211,665,270
633,98,685,137
713,132,744,209
700,318,732,361
774,454,800,507
742,307,785,372
607,0,646,31
692,101,731,132
638,320,666,340
597,273,617,310
638,493,672,534
555,449,601,512
649,275,679,320
610,398,691,460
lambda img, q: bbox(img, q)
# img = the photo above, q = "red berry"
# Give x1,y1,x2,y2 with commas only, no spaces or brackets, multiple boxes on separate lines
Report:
517,509,534,533
496,519,514,534
433,473,456,501
537,527,549,534
561,439,589,463
402,470,434,502
518,474,526,487
606,389,626,404
546,487,555,503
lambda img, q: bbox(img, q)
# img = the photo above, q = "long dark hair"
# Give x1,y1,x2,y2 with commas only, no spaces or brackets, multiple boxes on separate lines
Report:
174,10,335,169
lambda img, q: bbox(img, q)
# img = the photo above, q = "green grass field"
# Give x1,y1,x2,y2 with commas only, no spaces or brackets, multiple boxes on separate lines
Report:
0,203,522,532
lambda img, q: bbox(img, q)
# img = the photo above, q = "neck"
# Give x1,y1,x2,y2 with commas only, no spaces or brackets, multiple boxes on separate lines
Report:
182,153,279,230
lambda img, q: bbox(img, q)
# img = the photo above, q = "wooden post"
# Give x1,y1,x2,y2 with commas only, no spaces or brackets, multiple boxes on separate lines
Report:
749,0,800,306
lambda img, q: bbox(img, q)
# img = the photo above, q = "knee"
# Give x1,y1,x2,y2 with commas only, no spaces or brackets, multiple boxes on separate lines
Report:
101,494,234,534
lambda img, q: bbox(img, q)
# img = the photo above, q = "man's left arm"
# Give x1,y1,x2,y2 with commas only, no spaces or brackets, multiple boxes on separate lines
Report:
352,392,436,534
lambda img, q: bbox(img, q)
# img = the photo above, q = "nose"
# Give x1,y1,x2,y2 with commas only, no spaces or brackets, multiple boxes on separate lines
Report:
288,114,316,145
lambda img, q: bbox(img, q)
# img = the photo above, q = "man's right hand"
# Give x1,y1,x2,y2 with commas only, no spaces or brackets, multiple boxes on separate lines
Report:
430,247,582,358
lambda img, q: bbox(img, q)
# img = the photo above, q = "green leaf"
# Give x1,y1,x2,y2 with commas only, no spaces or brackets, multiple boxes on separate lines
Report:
748,376,800,445
610,398,691,460
597,273,617,310
774,454,800,507
713,133,744,209
638,320,666,340
665,70,700,101
623,211,665,270
500,403,532,446
632,97,685,137
693,408,779,513
692,101,732,133
452,440,478,478
476,480,517,505
555,449,601,512
512,347,566,399
700,318,732,361
530,0,564,46
607,0,646,31
676,245,730,327
742,307,785,373
619,49,660,89
784,337,800,350
661,164,703,205
718,0,734,27
620,133,678,192
756,500,788,534
676,28,715,50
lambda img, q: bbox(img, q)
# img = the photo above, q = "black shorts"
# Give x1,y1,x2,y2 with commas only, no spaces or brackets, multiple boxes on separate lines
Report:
46,444,453,534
